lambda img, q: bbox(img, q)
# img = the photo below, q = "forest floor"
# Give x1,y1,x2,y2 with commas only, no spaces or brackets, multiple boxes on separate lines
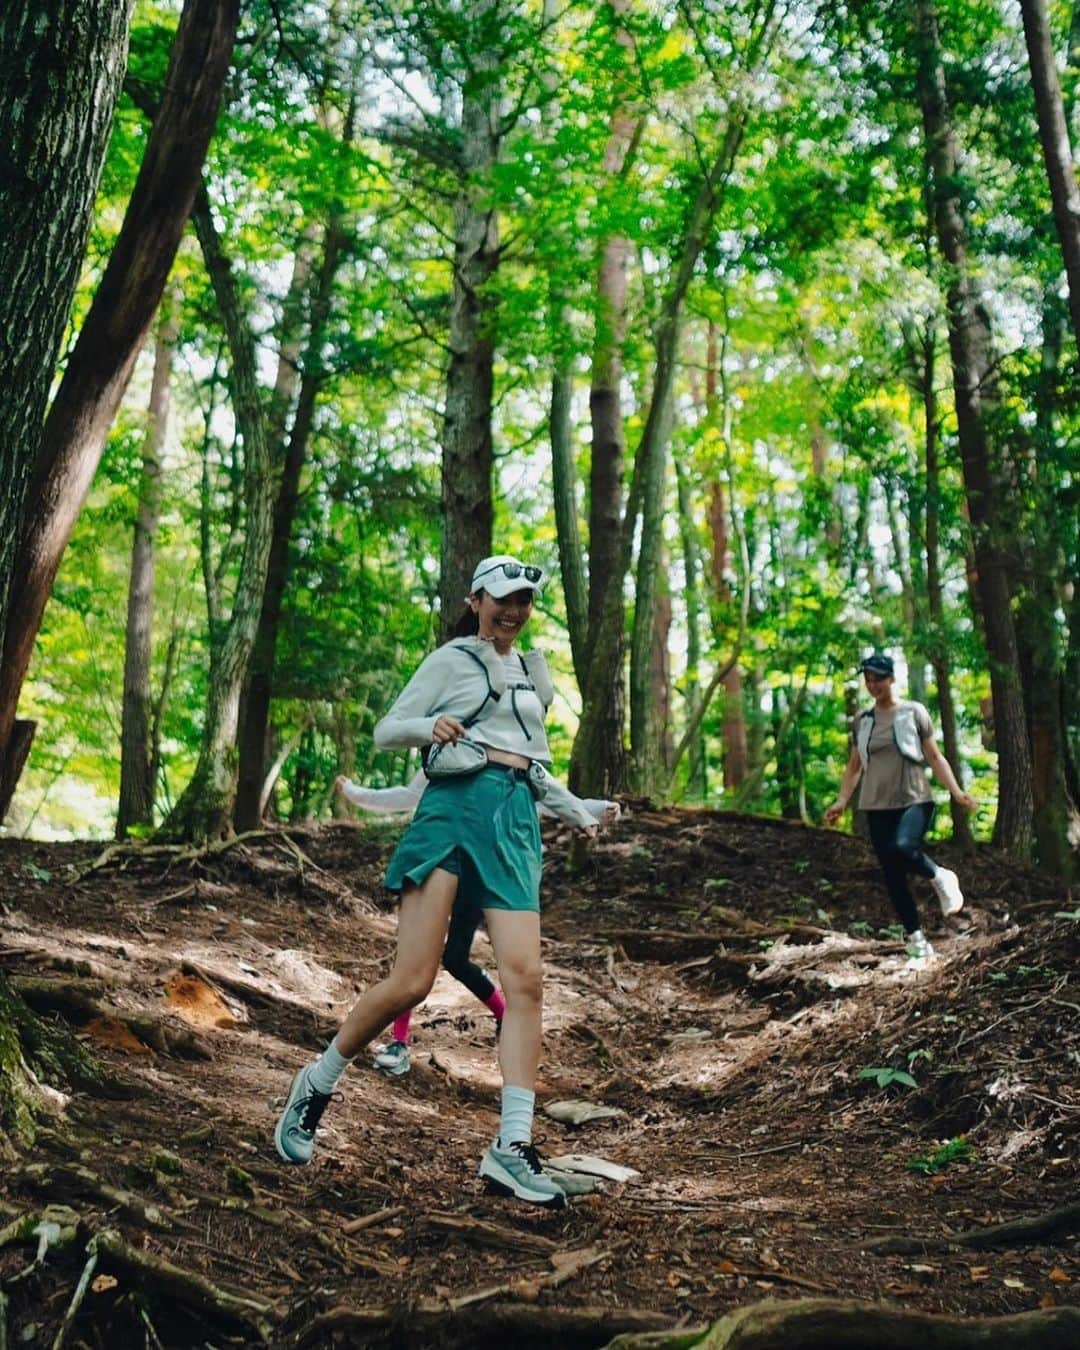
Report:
0,806,1078,1348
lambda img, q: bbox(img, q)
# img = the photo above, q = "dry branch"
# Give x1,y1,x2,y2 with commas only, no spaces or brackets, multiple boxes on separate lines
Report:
421,1211,558,1253
864,1202,1080,1255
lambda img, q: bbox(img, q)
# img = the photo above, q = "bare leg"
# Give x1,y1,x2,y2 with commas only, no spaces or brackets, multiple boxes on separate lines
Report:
483,908,542,1089
335,868,458,1058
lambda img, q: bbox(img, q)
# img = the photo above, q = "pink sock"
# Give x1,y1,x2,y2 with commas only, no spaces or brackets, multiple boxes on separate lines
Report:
485,989,505,1022
391,1011,412,1044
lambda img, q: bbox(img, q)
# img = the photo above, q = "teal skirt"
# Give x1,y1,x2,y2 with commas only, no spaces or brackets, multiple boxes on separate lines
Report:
384,764,542,912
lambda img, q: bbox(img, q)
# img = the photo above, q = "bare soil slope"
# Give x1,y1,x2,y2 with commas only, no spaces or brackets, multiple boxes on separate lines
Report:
0,807,1077,1347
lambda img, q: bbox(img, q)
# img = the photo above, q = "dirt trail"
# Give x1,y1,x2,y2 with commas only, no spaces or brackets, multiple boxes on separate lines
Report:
0,808,1077,1347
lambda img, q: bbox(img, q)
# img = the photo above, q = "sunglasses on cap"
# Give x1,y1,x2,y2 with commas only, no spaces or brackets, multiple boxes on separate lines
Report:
473,562,543,584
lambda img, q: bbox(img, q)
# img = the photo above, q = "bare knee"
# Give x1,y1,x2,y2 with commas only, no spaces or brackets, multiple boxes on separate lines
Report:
387,965,438,1012
500,961,542,1010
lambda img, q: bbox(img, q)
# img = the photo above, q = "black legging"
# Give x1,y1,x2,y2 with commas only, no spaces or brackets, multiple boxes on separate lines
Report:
866,802,936,935
442,902,496,1004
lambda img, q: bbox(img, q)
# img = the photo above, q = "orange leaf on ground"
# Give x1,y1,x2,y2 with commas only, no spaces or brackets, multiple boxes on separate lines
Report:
85,1016,151,1055
163,972,238,1029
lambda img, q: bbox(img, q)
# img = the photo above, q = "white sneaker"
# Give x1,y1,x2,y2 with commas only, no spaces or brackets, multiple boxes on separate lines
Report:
905,929,934,962
931,867,964,916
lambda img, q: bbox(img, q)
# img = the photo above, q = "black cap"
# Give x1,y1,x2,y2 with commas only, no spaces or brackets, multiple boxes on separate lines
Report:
859,652,894,678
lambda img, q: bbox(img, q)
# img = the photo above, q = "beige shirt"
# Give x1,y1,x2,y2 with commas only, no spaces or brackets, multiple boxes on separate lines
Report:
858,702,933,811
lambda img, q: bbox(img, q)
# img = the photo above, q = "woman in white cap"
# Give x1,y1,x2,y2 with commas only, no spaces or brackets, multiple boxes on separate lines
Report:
824,652,977,961
275,556,603,1206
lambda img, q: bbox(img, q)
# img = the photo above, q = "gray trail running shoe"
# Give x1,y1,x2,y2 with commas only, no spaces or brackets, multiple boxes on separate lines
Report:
274,1063,333,1164
372,1039,412,1076
905,929,935,963
479,1139,567,1207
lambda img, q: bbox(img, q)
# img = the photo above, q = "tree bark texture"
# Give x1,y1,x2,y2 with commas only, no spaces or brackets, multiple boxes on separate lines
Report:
163,189,277,842
0,0,134,813
674,452,707,798
0,0,238,822
117,300,179,837
234,222,345,832
1019,0,1080,354
915,0,1034,857
438,2,500,635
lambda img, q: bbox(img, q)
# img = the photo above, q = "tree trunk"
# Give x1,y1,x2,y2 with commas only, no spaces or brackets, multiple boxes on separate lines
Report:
914,0,1034,857
161,188,277,842
0,0,238,822
674,451,707,799
1016,289,1078,876
549,339,589,688
234,222,345,831
438,2,500,634
0,0,134,809
116,298,179,837
627,117,748,790
1020,0,1080,354
920,326,975,849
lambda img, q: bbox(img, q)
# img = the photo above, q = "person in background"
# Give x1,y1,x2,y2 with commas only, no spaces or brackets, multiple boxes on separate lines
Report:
275,555,610,1206
334,772,618,1077
824,651,977,963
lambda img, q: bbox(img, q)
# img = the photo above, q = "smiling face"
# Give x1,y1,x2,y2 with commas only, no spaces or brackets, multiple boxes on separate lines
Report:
863,670,895,704
470,587,534,651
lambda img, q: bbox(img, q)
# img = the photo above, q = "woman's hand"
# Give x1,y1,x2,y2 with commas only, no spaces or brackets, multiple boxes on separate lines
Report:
953,790,978,811
432,715,467,745
823,800,845,826
333,774,348,797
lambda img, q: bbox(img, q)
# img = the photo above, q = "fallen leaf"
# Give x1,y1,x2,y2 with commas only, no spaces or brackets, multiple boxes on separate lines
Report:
1039,1294,1057,1309
91,1275,118,1294
716,1259,737,1274
885,1284,920,1296
1048,1269,1070,1284
969,1267,990,1282
1003,1278,1027,1290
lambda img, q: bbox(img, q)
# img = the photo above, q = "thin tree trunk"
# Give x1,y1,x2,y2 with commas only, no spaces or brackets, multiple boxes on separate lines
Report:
674,451,707,798
438,1,500,633
234,221,345,831
0,0,238,821
920,326,975,849
1020,0,1080,353
550,338,589,687
117,297,179,836
915,0,1034,857
0,0,135,816
161,188,277,842
708,322,748,792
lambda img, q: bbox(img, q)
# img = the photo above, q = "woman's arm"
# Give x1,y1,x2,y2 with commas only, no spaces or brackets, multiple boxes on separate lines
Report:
824,744,864,825
922,736,978,810
373,651,451,750
335,771,426,814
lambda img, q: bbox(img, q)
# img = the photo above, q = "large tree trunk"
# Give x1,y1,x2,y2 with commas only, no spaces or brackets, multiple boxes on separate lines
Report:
674,451,707,799
117,299,179,836
0,0,134,812
233,222,345,831
1020,0,1080,353
549,333,589,687
161,189,277,842
438,2,500,634
914,0,1034,857
0,0,238,822
1017,290,1078,875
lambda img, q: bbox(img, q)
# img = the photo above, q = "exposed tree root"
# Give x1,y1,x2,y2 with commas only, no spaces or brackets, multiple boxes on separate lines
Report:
10,1164,190,1233
92,1227,280,1340
292,1300,677,1349
863,1202,1080,1255
603,1297,1080,1349
10,975,212,1060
